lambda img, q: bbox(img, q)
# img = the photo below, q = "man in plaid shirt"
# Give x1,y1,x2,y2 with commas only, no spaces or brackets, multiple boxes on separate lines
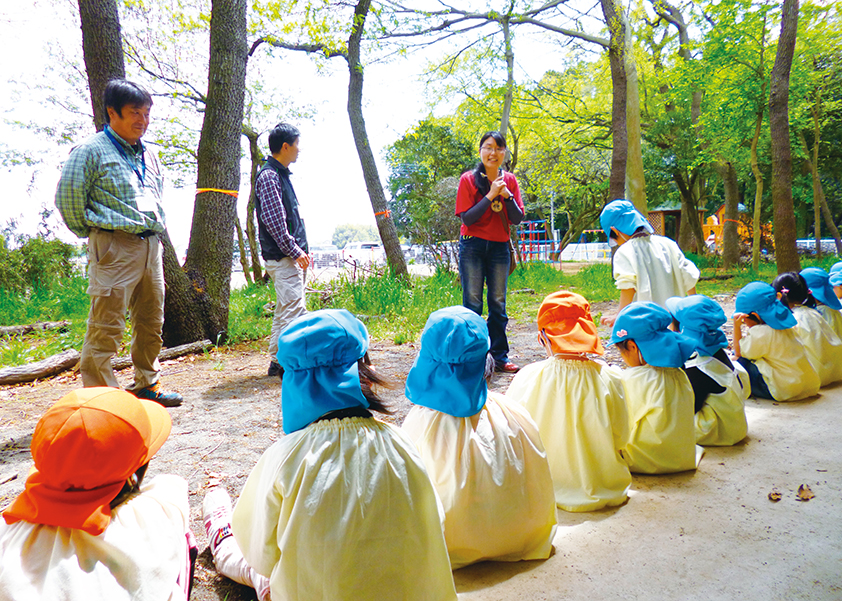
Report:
55,79,182,407
255,123,310,377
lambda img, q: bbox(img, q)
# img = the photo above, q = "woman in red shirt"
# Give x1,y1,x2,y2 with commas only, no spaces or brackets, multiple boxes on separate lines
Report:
455,131,525,373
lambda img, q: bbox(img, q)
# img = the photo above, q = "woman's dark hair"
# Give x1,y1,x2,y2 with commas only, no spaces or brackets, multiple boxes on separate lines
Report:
473,131,507,196
110,462,149,509
358,352,394,415
268,123,300,154
103,79,153,122
772,272,815,309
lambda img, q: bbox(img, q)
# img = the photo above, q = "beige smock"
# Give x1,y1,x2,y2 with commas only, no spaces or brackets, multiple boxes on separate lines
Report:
792,306,842,387
620,366,703,474
231,417,457,601
401,392,557,569
817,304,842,340
740,325,821,401
688,355,748,446
0,475,190,601
613,235,700,307
506,357,631,512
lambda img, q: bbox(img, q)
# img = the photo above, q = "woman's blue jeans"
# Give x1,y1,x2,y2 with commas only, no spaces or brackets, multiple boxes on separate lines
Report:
459,236,511,364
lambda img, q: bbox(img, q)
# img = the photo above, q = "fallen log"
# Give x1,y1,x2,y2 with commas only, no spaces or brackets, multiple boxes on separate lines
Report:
0,320,71,337
0,349,81,385
110,340,213,370
0,340,213,386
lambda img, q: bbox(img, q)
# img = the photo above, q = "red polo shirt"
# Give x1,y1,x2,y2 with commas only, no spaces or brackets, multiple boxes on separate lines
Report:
455,171,524,242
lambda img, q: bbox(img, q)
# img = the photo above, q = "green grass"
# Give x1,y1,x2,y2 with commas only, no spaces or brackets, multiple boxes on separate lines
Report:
3,253,841,368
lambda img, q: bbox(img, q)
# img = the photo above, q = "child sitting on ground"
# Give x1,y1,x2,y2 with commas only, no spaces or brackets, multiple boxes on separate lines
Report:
205,309,457,601
0,388,193,601
801,267,842,341
772,272,842,388
732,282,820,401
665,295,748,446
599,199,700,326
611,302,703,474
401,306,557,570
506,291,631,512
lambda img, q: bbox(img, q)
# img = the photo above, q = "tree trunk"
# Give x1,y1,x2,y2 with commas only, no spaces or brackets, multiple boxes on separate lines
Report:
716,161,742,268
799,133,842,256
234,218,253,285
623,9,646,214
163,0,248,345
601,0,628,203
750,110,765,272
77,0,126,131
500,18,515,140
769,0,800,274
244,127,264,283
346,0,408,277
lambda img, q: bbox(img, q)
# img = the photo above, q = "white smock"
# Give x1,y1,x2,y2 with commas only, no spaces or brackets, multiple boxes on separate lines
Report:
506,357,631,512
740,325,821,401
792,306,842,387
401,392,557,569
620,366,703,474
688,355,748,446
613,235,700,307
0,475,190,601
817,305,842,340
231,416,457,601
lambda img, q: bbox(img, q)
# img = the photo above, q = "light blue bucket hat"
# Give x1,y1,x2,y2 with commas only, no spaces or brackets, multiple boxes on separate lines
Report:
733,282,796,330
664,295,729,356
405,306,489,417
829,262,842,287
801,267,842,310
600,199,654,240
276,309,369,434
611,302,697,367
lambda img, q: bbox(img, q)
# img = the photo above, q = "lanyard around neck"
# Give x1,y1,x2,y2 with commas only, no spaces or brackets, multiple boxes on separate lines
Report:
104,127,146,187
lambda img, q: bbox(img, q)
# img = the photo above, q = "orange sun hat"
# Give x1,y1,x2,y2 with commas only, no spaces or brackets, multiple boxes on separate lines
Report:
537,291,604,356
2,387,171,536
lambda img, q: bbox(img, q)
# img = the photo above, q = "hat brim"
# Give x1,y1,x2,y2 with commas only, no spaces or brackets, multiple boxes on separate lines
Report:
755,304,797,330
635,330,696,368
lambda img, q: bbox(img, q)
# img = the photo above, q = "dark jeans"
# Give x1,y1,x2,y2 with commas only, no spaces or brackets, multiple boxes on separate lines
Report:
737,357,775,400
459,236,511,364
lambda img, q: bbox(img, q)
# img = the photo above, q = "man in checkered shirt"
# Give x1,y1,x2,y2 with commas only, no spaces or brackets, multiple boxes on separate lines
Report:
55,79,182,407
254,123,311,378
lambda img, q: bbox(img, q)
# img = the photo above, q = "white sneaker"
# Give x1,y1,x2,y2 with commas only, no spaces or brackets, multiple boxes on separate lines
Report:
203,487,234,554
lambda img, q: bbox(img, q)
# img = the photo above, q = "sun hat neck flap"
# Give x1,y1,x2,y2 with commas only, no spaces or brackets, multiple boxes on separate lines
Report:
276,309,370,433
599,199,654,240
665,295,729,356
734,282,797,330
537,291,604,355
611,302,697,368
405,306,489,417
2,387,171,536
800,267,842,310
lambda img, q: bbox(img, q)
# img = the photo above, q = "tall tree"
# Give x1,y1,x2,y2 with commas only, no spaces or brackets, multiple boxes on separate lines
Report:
78,0,126,131
161,0,248,345
769,0,800,273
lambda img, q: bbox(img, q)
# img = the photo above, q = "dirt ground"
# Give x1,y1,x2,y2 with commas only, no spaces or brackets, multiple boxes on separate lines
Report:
1,293,841,600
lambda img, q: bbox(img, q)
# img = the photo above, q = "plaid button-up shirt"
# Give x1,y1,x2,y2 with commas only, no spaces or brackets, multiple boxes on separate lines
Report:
55,126,166,239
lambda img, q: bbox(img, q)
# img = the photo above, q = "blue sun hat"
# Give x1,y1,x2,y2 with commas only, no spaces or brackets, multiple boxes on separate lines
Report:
610,302,697,367
405,306,489,417
733,282,796,330
800,267,842,310
599,199,654,241
276,309,369,434
829,262,842,287
664,295,729,356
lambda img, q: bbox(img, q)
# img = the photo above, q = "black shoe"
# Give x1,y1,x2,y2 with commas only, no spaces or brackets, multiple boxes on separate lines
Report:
132,383,183,407
268,361,284,378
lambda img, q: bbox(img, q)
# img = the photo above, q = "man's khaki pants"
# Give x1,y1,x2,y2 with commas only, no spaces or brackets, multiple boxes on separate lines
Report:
80,228,164,391
265,257,307,362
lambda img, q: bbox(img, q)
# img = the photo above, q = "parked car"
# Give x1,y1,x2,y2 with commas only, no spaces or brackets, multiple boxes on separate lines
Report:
341,241,386,266
310,244,340,268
